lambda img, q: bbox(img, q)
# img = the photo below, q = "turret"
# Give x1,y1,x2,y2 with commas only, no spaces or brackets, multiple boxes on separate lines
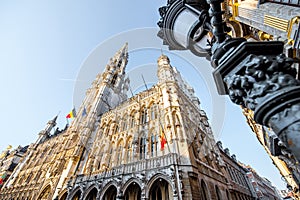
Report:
157,54,175,83
35,115,57,144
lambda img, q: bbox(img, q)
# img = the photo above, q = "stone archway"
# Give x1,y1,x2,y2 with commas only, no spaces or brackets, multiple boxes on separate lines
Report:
37,185,51,200
102,185,117,200
149,178,173,200
124,182,141,200
85,187,98,200
59,191,68,200
72,189,82,200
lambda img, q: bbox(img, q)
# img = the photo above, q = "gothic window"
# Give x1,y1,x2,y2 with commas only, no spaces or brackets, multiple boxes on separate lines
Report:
113,124,119,135
130,111,136,128
201,180,210,199
40,151,46,159
139,137,146,160
104,125,109,137
150,132,159,157
175,114,181,127
25,173,32,184
150,104,158,120
215,185,222,200
140,107,148,124
97,145,105,170
34,171,42,182
107,142,114,166
126,138,133,163
116,140,124,166
17,174,24,185
111,74,118,85
121,114,128,131
166,116,171,127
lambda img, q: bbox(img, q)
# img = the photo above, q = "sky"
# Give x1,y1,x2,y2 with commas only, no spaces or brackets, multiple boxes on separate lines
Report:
0,0,288,190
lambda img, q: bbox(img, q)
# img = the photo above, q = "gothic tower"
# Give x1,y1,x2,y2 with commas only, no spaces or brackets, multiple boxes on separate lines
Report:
0,44,130,200
63,52,228,200
0,44,261,200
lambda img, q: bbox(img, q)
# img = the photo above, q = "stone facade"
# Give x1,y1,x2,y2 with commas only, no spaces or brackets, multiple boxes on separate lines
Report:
0,44,281,200
0,145,27,189
246,167,281,200
243,109,300,199
217,141,257,200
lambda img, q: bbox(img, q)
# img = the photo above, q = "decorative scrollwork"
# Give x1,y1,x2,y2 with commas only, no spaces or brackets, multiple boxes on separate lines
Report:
224,54,298,110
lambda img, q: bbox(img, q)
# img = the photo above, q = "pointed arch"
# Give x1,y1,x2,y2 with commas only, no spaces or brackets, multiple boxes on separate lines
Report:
124,182,142,200
147,174,174,200
58,189,68,200
71,188,82,200
122,177,143,192
37,184,51,200
100,182,118,200
83,185,98,200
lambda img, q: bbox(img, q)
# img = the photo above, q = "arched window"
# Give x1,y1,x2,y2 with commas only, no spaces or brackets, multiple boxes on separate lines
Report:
166,116,171,127
114,125,119,135
139,137,146,160
25,173,32,184
97,145,105,170
126,137,133,163
140,107,148,124
150,132,159,157
215,185,222,200
175,114,181,126
201,180,210,199
104,125,110,137
121,114,128,131
116,140,124,166
150,104,158,120
130,111,136,128
17,174,24,185
108,143,114,166
34,170,42,182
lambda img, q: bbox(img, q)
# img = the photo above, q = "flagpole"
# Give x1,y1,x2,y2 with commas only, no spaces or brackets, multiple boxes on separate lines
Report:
141,74,148,91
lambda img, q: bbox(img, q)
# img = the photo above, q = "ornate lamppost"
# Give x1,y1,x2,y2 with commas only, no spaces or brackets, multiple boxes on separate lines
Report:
157,0,300,161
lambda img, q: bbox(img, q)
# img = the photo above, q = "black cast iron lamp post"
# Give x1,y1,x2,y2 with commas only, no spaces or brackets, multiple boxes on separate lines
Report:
157,0,300,161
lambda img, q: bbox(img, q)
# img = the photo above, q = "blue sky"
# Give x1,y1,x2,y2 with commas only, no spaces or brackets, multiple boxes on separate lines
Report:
0,0,287,190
